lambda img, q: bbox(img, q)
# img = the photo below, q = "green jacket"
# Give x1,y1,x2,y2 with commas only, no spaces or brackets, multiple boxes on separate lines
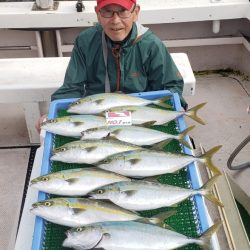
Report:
52,23,186,106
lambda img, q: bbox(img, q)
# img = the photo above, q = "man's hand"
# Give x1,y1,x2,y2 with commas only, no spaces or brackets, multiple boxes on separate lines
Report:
35,114,48,134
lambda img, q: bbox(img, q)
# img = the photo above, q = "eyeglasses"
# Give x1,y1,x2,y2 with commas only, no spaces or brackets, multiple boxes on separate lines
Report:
99,5,136,19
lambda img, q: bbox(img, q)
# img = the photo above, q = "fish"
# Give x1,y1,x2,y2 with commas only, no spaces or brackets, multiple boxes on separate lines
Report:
30,167,130,196
96,145,222,177
41,115,107,137
101,102,206,125
30,197,175,228
67,93,171,114
50,139,142,164
62,220,222,250
88,175,223,211
81,125,195,148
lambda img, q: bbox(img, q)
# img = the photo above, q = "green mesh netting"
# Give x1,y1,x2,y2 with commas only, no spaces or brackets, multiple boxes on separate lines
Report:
41,102,203,250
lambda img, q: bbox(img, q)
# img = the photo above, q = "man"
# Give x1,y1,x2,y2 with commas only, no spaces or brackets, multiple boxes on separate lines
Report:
36,0,186,132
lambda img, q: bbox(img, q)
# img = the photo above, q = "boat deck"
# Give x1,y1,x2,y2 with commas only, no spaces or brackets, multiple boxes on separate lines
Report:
0,73,249,249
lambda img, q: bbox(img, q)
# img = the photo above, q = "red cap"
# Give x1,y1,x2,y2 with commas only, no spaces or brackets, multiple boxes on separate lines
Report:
96,0,136,12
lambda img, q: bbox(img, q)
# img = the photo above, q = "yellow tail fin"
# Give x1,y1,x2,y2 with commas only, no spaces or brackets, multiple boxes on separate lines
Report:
186,103,206,125
200,175,224,207
199,221,222,250
200,145,222,175
153,96,172,109
139,210,176,229
178,125,195,149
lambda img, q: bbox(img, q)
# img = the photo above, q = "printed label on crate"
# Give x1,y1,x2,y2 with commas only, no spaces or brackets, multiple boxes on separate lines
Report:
105,111,132,126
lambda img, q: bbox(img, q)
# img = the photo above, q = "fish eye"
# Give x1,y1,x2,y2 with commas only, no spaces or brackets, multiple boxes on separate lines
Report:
103,159,110,164
59,147,66,152
76,227,83,232
44,201,52,206
48,119,55,123
42,177,49,181
97,189,104,194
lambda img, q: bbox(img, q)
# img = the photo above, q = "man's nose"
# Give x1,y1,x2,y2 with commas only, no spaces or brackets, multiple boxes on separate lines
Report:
111,12,121,22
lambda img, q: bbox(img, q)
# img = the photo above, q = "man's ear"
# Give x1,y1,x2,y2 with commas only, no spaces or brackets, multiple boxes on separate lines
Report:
95,7,101,23
133,5,140,21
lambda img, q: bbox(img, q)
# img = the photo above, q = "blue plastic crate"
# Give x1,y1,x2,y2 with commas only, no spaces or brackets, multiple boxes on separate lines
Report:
32,90,209,250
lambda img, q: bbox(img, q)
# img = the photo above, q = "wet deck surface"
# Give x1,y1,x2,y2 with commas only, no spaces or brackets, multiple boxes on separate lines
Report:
0,73,249,249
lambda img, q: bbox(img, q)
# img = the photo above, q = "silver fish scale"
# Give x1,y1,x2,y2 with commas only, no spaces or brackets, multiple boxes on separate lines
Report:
67,93,154,114
93,181,198,211
97,149,195,176
51,140,141,164
64,221,203,250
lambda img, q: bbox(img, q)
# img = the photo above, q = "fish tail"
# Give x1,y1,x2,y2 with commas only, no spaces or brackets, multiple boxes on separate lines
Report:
178,125,195,149
199,175,224,207
198,221,222,250
147,210,176,228
186,102,206,125
153,96,172,109
200,145,222,175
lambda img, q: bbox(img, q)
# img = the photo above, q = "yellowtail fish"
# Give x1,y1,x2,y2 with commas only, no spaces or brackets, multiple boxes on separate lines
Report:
67,93,171,114
30,197,174,228
101,103,206,125
63,220,222,250
50,139,142,164
41,115,107,137
88,176,223,211
30,167,130,196
81,125,195,148
96,145,222,177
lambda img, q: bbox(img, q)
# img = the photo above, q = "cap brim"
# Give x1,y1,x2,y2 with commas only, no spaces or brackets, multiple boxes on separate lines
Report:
96,0,134,12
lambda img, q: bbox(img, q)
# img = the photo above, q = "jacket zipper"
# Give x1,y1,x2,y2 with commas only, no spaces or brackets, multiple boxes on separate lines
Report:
112,45,121,91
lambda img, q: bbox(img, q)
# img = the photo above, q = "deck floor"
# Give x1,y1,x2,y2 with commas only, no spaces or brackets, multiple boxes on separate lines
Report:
0,73,249,249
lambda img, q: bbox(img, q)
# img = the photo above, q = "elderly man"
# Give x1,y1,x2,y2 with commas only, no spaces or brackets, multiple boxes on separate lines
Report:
36,0,186,132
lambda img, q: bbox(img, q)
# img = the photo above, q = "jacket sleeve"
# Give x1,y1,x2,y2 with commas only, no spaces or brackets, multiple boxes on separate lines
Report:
51,37,87,101
147,41,187,109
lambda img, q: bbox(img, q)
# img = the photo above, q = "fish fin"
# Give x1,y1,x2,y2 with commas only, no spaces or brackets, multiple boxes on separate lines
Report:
110,129,122,136
143,176,160,183
139,121,157,127
95,98,105,105
153,96,172,109
198,221,222,250
179,139,193,149
148,210,177,228
136,121,157,128
150,139,172,150
162,224,176,231
178,125,195,149
72,208,86,214
97,111,106,117
66,178,79,184
169,204,178,208
129,158,141,165
85,146,97,153
186,102,206,125
72,122,84,127
122,190,137,197
161,122,170,126
200,145,222,175
199,175,224,207
205,193,224,207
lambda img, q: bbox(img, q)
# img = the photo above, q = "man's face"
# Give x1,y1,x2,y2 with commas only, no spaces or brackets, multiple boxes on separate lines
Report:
95,4,140,42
